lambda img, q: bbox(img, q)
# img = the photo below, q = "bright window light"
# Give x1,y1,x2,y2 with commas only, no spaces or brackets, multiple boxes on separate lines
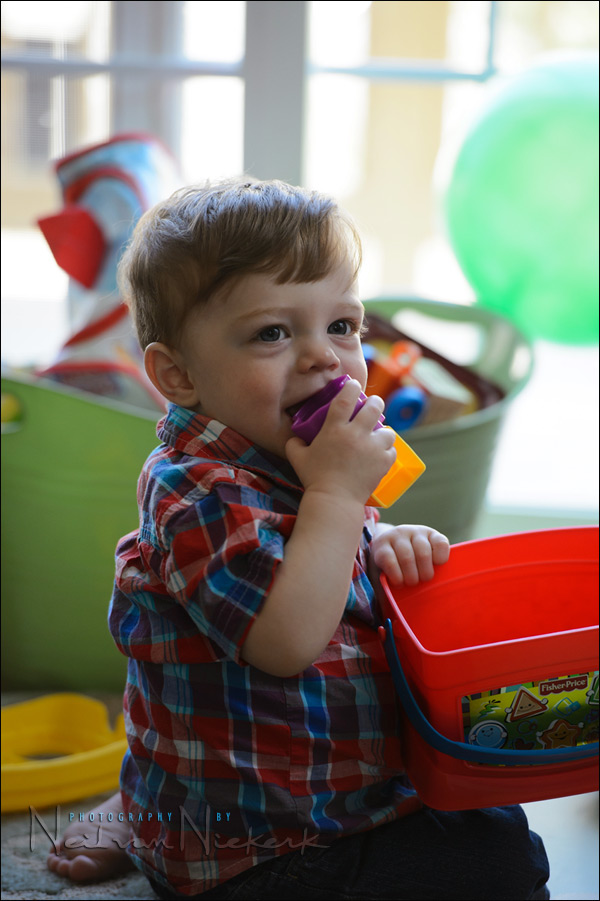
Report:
180,77,244,181
183,1,245,63
1,1,99,45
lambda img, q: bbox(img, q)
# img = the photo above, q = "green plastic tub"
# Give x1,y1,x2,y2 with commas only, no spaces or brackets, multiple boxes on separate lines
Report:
1,374,159,691
363,298,533,541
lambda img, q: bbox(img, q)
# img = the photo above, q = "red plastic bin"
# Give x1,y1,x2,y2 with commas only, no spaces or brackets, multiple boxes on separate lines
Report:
379,527,599,811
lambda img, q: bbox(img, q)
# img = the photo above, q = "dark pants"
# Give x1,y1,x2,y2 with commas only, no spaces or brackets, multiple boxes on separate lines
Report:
148,805,550,900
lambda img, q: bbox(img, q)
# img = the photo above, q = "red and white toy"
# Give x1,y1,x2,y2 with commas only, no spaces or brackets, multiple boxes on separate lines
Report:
36,133,180,412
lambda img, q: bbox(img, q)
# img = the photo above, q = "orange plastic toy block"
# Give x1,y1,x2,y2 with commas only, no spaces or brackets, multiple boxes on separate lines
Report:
368,428,426,507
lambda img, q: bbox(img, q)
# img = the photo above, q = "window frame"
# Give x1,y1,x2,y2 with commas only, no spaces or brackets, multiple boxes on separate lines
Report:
1,0,499,183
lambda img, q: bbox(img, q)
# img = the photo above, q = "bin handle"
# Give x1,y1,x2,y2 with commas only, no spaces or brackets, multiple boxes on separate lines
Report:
382,618,599,766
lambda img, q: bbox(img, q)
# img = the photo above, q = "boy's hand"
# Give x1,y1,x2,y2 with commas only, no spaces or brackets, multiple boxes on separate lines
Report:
370,524,450,586
285,379,396,507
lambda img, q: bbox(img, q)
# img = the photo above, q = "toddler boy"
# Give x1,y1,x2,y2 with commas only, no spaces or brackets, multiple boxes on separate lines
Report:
48,178,549,900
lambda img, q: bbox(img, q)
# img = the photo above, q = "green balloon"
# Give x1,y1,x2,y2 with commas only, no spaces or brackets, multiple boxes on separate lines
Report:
445,57,599,345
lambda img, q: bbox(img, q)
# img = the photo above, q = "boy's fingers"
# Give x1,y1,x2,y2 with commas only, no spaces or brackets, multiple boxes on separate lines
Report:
388,535,420,585
377,422,396,445
354,394,386,431
327,382,385,430
374,527,450,588
409,533,435,582
430,531,451,565
373,542,404,584
284,435,308,465
325,379,363,420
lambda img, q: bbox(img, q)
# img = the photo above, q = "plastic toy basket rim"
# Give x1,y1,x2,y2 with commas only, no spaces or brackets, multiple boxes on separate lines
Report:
381,568,598,662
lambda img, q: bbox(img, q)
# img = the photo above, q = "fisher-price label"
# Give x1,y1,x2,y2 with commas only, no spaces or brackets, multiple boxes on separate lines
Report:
462,671,599,752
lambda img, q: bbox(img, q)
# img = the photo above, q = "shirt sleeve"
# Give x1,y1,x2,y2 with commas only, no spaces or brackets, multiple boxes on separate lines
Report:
161,478,296,664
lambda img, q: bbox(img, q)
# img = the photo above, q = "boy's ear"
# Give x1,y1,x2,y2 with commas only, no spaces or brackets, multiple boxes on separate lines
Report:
144,343,200,408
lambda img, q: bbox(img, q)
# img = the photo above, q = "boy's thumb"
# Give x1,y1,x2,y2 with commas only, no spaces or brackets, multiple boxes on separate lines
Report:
284,435,308,466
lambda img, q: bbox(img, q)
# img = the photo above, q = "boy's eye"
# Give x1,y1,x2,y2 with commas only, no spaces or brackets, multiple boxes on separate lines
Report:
257,325,284,342
328,319,356,336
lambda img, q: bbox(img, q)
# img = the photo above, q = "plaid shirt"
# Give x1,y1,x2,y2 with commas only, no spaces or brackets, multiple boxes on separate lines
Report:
109,404,419,896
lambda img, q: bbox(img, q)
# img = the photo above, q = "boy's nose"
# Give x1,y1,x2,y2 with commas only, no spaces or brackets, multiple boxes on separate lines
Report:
296,337,340,373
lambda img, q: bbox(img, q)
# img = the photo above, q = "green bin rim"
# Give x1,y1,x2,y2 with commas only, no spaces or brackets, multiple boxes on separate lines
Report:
362,296,533,438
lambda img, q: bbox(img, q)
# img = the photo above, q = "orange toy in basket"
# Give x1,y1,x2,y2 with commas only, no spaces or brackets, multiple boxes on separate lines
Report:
379,527,599,811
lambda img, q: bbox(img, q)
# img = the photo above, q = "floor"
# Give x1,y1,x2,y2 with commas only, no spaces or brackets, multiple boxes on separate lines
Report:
521,792,599,900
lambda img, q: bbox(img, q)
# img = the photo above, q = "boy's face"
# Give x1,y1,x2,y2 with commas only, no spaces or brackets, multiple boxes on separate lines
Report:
177,260,368,459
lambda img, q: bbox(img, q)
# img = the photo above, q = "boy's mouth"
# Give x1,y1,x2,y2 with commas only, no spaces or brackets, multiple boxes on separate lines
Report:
285,401,305,419
285,378,347,421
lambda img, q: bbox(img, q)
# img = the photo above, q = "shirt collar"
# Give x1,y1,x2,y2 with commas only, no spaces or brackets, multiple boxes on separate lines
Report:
157,403,303,492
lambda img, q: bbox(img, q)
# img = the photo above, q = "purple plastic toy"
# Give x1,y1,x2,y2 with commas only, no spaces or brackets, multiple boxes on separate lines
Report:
291,375,384,443
290,374,426,508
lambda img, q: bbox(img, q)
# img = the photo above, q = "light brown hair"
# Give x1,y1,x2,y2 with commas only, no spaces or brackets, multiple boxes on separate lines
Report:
118,177,362,349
